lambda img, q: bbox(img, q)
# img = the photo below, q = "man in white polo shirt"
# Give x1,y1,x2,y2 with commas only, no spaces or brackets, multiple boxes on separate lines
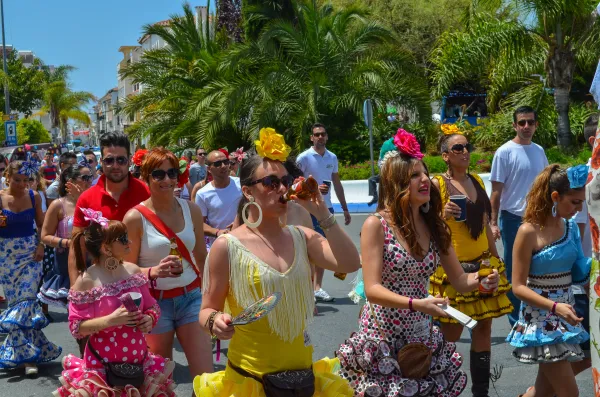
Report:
297,123,351,302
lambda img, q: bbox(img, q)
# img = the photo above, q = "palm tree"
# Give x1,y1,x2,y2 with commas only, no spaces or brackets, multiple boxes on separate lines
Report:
38,79,94,142
430,0,600,149
120,3,220,147
193,0,431,150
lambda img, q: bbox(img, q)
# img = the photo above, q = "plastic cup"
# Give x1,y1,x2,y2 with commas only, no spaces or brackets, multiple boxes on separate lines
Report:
449,195,467,222
123,292,142,327
127,292,142,307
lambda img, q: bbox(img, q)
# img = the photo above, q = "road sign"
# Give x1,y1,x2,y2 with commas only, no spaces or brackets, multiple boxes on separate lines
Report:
2,114,18,121
5,120,16,146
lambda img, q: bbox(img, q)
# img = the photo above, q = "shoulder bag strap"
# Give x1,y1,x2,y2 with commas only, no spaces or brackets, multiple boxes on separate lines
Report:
134,204,200,279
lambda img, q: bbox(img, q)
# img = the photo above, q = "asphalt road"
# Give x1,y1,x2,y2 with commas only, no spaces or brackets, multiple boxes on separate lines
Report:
0,213,593,396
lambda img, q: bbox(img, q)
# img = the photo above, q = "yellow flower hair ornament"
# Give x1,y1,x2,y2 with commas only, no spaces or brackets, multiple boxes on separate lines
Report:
255,127,292,162
441,124,463,135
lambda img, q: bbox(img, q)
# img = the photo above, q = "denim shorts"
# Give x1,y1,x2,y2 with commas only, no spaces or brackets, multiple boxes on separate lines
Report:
311,208,335,237
150,287,202,334
574,293,590,356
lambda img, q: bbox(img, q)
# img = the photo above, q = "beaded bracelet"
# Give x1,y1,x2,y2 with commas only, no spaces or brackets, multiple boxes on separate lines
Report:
206,310,223,337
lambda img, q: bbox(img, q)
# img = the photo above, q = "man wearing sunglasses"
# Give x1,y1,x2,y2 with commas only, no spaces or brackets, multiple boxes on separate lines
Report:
195,150,242,246
490,105,548,326
297,123,351,303
69,132,150,285
46,152,78,206
83,149,100,186
189,146,207,187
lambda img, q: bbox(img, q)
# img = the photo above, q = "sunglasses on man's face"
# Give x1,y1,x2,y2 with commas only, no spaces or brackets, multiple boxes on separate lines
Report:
102,156,128,166
115,233,129,245
151,168,179,181
208,159,230,168
197,152,206,157
249,174,295,191
450,143,474,154
517,119,536,127
313,132,326,138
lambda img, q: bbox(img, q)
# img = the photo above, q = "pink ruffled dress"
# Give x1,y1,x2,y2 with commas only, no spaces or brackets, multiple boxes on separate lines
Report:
53,273,177,397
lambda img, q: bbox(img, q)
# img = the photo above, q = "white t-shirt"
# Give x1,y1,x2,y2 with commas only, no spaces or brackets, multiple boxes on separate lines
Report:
490,140,548,217
296,147,339,208
195,177,242,230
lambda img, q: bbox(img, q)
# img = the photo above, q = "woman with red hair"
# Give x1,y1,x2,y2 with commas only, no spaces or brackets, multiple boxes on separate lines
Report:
123,147,214,378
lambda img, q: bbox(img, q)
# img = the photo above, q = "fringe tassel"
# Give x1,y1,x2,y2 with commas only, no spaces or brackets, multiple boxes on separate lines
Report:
203,228,314,343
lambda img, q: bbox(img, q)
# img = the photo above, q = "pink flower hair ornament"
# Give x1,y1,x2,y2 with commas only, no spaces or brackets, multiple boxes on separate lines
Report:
378,129,424,168
232,147,247,163
80,207,109,228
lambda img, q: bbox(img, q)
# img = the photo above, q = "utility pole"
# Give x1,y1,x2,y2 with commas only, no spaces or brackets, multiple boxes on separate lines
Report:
0,0,10,115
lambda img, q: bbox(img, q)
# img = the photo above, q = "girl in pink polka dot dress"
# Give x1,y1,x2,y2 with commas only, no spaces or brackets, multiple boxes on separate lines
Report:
336,131,499,397
53,211,176,397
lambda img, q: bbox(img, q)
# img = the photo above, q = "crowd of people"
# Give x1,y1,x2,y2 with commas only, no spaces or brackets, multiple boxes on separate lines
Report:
0,105,596,397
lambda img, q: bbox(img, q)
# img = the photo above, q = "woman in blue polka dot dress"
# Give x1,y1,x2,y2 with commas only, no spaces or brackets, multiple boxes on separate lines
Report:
0,161,62,375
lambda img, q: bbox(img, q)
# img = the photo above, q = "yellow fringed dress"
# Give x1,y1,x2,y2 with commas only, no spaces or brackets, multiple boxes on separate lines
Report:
194,226,353,397
429,174,513,323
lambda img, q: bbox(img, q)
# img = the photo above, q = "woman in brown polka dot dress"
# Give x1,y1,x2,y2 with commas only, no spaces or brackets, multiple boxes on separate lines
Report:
336,130,499,396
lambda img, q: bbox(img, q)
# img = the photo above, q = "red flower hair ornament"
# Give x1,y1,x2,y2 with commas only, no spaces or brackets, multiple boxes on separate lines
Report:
132,149,148,167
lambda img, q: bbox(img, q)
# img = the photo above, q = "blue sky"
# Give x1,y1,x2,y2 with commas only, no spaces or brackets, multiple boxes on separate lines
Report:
5,0,214,101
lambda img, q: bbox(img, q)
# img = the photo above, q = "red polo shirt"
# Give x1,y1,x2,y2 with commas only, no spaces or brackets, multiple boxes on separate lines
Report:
74,174,150,227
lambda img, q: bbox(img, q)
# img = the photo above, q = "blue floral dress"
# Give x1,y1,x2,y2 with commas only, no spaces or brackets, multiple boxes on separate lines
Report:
506,219,590,363
0,190,61,369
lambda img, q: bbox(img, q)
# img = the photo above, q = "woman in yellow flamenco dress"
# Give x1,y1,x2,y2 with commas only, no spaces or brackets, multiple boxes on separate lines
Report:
429,133,513,397
194,128,361,397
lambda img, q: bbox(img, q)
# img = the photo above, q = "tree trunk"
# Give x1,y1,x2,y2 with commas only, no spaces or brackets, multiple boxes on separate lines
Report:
554,87,571,148
545,46,575,149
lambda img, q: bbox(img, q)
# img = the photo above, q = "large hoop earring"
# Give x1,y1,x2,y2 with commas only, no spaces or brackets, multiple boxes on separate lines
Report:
242,197,263,228
104,255,120,271
552,202,557,217
420,202,430,213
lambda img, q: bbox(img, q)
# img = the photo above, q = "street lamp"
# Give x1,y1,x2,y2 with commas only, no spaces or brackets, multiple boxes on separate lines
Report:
0,0,10,115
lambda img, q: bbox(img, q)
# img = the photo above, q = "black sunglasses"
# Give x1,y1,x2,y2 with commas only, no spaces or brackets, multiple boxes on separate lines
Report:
313,132,326,138
208,159,230,168
151,168,179,181
78,175,94,182
517,119,536,126
115,233,129,245
197,152,206,157
450,143,474,154
249,174,295,190
102,156,128,166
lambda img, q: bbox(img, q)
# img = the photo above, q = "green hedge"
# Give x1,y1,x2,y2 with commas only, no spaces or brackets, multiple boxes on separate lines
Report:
337,148,590,180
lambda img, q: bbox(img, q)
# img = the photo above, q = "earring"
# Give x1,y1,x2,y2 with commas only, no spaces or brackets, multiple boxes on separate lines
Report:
552,202,557,217
420,202,430,213
242,197,263,228
104,254,120,271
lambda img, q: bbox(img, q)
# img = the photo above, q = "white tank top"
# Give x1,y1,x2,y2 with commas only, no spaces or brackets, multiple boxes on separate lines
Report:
138,198,198,290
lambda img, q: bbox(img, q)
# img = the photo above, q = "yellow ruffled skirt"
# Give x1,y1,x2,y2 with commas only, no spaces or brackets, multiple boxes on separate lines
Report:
429,256,513,323
193,357,353,397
